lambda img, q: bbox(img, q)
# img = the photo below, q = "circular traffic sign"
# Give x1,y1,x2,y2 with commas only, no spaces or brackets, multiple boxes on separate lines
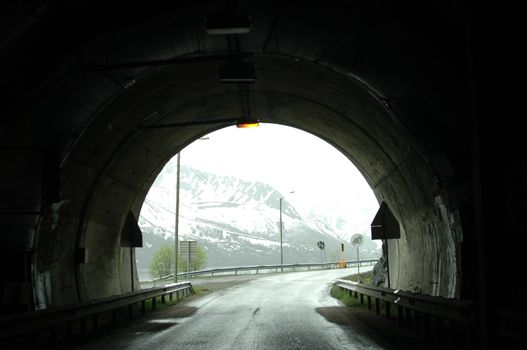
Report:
351,234,364,246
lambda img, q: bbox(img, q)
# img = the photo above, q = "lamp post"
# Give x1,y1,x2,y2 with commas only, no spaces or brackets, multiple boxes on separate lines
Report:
279,191,295,272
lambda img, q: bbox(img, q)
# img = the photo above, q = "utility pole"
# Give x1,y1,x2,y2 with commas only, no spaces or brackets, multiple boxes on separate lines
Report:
173,138,209,283
174,152,180,283
279,197,283,272
278,191,294,272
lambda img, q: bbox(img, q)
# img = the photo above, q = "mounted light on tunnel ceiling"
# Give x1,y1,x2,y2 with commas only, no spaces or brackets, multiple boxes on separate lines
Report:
205,14,252,35
236,118,260,128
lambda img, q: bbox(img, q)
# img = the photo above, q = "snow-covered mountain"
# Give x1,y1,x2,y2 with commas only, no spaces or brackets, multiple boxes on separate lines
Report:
136,160,381,280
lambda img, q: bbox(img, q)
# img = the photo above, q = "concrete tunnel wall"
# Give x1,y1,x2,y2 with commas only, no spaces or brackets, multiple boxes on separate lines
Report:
0,1,471,308
32,55,463,305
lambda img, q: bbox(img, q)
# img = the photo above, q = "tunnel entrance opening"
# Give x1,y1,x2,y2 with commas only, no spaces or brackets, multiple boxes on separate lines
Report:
4,1,518,347
135,123,381,285
28,54,465,309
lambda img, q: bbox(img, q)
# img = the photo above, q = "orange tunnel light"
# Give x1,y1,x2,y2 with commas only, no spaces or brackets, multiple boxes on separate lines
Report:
236,118,260,128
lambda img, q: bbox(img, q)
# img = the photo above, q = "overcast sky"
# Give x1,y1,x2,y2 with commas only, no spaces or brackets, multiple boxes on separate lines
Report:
178,123,379,234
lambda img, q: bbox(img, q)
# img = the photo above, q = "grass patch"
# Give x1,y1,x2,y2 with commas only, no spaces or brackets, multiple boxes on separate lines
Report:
192,286,210,295
330,270,373,308
341,270,374,284
330,285,364,307
331,270,401,318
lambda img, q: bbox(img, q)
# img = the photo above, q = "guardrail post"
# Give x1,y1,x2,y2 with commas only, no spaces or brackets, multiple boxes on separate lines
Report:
443,319,456,349
367,296,372,310
92,314,99,334
79,318,86,337
141,300,146,315
49,326,58,347
375,298,380,315
397,305,404,326
30,331,39,347
65,321,72,343
152,296,157,310
461,321,473,350
405,307,412,328
359,293,364,305
422,313,431,339
385,301,391,319
161,294,165,304
433,316,443,342
414,310,422,336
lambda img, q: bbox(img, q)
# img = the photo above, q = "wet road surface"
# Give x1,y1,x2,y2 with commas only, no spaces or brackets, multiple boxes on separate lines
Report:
74,269,404,350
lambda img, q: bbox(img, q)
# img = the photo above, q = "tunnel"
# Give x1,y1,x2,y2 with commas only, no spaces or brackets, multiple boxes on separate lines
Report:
1,1,524,348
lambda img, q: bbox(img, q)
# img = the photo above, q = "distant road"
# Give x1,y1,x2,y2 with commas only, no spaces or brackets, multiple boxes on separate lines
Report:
75,268,401,350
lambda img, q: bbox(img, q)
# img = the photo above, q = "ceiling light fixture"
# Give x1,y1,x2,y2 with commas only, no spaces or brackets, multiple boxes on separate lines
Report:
236,118,260,128
205,15,252,35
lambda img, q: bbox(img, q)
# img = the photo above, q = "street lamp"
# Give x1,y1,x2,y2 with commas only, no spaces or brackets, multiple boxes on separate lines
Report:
279,191,295,272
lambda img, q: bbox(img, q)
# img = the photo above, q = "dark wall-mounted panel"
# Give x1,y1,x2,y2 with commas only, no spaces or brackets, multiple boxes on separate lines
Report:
371,201,401,240
121,211,143,248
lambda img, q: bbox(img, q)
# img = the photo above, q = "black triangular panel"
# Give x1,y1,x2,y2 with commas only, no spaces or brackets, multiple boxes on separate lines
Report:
371,201,400,240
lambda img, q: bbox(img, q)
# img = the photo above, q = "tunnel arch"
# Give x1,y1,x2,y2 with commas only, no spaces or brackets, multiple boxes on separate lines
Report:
32,54,463,306
0,2,470,309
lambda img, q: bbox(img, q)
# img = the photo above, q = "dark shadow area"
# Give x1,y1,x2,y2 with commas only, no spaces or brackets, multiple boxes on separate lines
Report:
135,321,178,333
316,306,442,350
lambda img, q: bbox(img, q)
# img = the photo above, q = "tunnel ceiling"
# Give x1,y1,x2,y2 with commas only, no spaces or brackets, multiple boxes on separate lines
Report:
1,1,472,303
1,1,468,156
1,0,470,204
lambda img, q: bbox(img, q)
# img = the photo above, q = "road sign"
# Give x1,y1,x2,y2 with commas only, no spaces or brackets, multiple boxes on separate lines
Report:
351,234,363,246
371,201,400,240
351,234,364,281
180,240,197,261
370,201,399,288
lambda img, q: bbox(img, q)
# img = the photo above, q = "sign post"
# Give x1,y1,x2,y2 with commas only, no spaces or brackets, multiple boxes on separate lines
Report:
351,234,364,282
180,240,197,279
317,240,326,265
371,201,400,289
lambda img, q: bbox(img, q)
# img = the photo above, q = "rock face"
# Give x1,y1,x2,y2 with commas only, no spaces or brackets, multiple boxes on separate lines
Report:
372,251,387,287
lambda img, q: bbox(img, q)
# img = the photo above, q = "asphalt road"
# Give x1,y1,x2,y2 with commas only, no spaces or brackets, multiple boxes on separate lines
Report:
73,268,410,350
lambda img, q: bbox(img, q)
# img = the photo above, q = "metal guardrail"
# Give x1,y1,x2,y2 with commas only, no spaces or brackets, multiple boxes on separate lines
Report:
0,281,194,345
144,259,379,284
334,279,477,347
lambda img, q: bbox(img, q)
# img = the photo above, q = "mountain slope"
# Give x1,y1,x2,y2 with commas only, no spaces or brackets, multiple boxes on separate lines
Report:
137,161,380,280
